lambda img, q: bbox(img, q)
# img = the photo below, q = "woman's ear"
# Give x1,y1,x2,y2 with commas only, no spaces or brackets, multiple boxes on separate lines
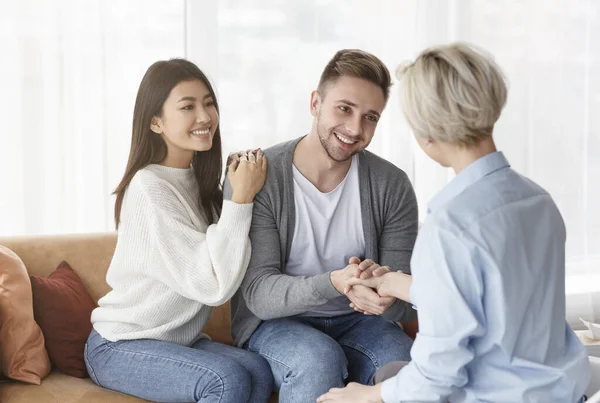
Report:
150,117,162,134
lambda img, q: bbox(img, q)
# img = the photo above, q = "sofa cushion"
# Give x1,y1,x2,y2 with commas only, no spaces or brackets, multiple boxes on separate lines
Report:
30,261,96,378
0,246,51,384
0,371,280,403
0,371,153,403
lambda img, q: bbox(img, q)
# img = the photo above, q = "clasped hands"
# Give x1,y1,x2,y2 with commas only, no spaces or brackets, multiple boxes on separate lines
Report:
331,257,395,316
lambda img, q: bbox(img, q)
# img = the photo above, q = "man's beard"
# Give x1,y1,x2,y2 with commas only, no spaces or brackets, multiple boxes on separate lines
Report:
316,115,357,163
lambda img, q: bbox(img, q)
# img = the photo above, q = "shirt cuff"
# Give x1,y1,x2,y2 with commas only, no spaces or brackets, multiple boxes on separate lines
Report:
217,200,253,239
310,272,343,300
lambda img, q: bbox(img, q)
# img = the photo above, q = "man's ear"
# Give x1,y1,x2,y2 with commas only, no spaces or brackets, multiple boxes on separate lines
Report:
150,117,162,134
310,90,322,117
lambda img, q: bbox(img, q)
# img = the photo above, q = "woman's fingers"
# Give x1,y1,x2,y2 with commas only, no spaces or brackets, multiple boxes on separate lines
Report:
261,152,268,171
344,276,379,293
228,159,239,172
360,263,382,279
373,266,391,277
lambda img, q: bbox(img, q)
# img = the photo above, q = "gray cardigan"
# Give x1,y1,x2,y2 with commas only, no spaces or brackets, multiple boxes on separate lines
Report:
226,137,419,347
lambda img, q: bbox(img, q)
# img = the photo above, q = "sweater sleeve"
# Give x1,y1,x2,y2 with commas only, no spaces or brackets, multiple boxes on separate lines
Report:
131,174,253,306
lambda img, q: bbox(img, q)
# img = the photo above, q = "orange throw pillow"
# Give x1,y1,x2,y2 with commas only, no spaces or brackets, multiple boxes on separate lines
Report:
0,246,51,384
30,261,96,378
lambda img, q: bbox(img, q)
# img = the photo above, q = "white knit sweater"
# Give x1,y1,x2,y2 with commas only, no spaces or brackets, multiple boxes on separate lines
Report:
91,164,253,346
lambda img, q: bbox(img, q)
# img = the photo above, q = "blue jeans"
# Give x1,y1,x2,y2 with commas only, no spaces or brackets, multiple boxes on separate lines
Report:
84,328,273,403
246,312,413,403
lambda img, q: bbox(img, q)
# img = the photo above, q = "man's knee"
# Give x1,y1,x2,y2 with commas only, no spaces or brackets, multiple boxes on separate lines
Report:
200,362,252,403
364,319,414,362
273,337,347,401
261,330,347,388
388,330,413,361
245,351,275,392
249,318,348,396
286,336,347,382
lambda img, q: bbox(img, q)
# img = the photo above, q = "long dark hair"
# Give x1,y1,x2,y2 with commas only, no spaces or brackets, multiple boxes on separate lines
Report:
113,59,223,228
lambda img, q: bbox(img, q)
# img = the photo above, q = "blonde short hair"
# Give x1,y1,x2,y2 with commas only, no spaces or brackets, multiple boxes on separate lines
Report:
397,42,507,146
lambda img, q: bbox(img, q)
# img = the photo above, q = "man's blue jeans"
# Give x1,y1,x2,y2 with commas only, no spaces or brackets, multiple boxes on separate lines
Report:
246,312,413,403
84,328,273,403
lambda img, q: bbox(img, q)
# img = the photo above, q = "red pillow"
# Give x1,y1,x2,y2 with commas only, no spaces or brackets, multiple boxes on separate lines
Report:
30,261,96,378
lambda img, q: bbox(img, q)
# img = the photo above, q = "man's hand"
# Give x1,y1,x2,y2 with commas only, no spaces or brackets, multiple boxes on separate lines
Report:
345,273,389,298
344,257,391,294
332,257,396,315
346,284,395,315
346,271,413,304
330,261,361,294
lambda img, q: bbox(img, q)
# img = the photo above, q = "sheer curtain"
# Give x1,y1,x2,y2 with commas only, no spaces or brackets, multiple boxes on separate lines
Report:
0,0,185,234
1,0,598,325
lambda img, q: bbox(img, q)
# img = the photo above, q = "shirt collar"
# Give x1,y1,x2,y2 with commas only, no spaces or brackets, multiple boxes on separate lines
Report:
427,151,510,214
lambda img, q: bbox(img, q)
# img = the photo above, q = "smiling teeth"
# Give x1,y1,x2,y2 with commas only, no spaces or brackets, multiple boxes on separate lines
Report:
335,132,356,144
191,129,210,135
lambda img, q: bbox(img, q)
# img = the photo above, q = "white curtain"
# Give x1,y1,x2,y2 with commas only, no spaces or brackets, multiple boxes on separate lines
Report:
0,0,185,234
1,0,598,325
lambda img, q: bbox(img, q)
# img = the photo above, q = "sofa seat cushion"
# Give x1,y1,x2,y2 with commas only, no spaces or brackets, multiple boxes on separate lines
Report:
0,371,152,403
0,371,280,402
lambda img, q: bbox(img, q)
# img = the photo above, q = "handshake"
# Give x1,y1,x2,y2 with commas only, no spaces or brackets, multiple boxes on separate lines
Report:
330,257,412,316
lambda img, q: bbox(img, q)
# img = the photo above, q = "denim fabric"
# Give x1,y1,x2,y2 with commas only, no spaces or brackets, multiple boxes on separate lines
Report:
246,312,413,403
85,329,273,403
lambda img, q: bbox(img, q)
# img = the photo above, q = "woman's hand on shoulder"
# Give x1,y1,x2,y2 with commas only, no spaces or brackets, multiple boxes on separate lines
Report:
228,148,267,204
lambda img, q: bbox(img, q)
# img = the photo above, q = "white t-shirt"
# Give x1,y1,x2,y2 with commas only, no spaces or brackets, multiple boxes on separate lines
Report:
286,154,365,316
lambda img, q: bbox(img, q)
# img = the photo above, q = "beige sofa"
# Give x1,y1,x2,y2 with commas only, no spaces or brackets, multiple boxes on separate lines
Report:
0,232,278,403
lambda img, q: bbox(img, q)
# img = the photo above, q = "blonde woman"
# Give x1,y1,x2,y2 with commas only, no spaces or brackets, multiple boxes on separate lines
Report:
318,43,590,403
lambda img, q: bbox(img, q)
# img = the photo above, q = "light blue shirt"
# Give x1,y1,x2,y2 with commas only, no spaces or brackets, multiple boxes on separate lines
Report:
382,152,590,403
